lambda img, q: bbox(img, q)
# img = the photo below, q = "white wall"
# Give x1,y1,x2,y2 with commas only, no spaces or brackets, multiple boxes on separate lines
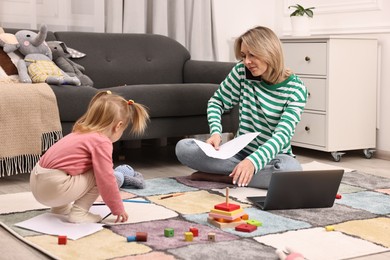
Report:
212,0,276,62
213,0,390,159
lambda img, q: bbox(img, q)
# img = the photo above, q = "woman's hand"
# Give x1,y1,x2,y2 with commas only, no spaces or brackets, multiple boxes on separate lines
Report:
115,211,129,223
206,134,222,150
229,159,255,187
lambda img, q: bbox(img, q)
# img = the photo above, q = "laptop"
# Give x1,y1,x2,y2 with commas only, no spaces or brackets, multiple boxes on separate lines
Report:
247,169,344,210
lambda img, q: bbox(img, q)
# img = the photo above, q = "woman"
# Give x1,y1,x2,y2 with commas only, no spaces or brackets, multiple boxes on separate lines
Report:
176,26,307,189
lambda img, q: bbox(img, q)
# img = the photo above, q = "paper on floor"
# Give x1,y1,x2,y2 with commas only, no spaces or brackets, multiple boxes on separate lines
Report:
302,160,354,173
255,227,388,260
103,198,178,225
14,205,111,240
0,192,48,214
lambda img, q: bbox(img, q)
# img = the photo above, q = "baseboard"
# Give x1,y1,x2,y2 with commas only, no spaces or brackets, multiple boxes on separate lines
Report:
375,149,390,161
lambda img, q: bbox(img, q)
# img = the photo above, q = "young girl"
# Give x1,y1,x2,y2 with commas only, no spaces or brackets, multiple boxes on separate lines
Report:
30,91,149,223
176,26,307,188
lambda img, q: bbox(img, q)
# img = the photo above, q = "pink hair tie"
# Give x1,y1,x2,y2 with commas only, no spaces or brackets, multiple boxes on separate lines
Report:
128,99,134,105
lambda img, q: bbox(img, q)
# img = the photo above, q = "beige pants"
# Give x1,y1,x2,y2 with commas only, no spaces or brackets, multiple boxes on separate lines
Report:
30,163,99,210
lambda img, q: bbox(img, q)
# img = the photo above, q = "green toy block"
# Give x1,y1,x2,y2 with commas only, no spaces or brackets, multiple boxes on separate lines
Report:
247,219,262,227
164,228,174,237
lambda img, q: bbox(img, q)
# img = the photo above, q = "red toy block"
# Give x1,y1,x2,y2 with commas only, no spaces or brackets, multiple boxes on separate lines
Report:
189,227,199,237
214,202,240,212
336,194,342,199
136,232,148,242
58,235,67,245
235,223,257,233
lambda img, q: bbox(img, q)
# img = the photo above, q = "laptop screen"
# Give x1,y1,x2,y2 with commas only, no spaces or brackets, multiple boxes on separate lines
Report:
247,169,344,210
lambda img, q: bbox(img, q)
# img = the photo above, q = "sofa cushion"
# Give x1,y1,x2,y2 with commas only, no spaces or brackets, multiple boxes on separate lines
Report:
51,83,221,122
109,83,220,118
49,85,99,122
54,32,191,89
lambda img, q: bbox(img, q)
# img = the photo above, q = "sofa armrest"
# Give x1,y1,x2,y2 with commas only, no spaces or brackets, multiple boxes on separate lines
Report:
183,60,235,84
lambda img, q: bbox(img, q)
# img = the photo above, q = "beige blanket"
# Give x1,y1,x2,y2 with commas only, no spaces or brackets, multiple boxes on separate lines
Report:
0,83,62,177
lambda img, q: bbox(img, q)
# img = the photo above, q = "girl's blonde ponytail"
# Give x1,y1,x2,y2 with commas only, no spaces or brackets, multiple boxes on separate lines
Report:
128,102,149,136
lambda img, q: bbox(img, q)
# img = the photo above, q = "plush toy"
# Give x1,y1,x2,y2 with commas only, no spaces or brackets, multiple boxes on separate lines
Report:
47,41,93,87
0,27,19,52
0,28,20,83
114,164,145,189
1,24,80,85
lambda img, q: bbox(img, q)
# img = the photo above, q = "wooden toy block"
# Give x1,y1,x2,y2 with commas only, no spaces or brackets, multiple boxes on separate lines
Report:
189,227,199,237
214,202,240,212
247,219,262,227
207,216,247,229
208,232,216,242
210,208,244,216
127,232,148,242
209,211,245,221
325,225,335,231
127,236,137,242
208,187,249,229
241,213,249,220
235,223,257,232
136,232,148,242
184,231,193,241
164,228,174,237
58,235,67,245
213,217,242,223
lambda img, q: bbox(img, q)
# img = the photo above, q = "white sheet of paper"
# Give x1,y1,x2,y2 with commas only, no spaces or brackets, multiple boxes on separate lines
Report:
102,198,178,225
14,205,111,240
194,132,259,159
0,192,48,214
90,204,111,219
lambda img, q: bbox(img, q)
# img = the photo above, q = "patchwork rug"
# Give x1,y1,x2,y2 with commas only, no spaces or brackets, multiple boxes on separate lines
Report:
1,169,390,260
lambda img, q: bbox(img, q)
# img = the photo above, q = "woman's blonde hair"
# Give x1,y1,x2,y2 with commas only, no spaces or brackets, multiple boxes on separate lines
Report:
73,91,149,136
234,26,291,84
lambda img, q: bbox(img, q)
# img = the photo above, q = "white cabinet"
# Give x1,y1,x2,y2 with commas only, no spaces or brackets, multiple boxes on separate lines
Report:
281,36,378,161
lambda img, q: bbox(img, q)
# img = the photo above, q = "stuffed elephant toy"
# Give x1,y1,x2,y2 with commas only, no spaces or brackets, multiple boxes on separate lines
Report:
2,24,80,85
47,41,93,87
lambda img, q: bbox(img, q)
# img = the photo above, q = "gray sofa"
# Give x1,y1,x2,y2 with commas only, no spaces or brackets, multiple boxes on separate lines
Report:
6,29,238,142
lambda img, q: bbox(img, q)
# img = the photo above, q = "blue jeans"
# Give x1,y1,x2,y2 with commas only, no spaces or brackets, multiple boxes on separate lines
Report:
175,138,302,189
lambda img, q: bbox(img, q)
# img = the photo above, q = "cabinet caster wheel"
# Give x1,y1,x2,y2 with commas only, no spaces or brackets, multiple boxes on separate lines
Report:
363,149,375,159
331,152,345,162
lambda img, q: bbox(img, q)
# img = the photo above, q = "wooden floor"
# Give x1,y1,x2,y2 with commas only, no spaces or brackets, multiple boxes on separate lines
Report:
1,140,390,259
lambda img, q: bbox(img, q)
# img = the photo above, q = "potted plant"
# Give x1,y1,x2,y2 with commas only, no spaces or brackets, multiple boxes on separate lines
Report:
288,4,315,36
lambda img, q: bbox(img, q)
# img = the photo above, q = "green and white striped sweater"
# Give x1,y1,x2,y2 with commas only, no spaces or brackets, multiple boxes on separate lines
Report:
207,62,307,173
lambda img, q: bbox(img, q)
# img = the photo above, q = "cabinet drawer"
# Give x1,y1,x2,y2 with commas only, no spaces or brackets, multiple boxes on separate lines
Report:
283,42,327,75
292,112,326,147
301,78,326,112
